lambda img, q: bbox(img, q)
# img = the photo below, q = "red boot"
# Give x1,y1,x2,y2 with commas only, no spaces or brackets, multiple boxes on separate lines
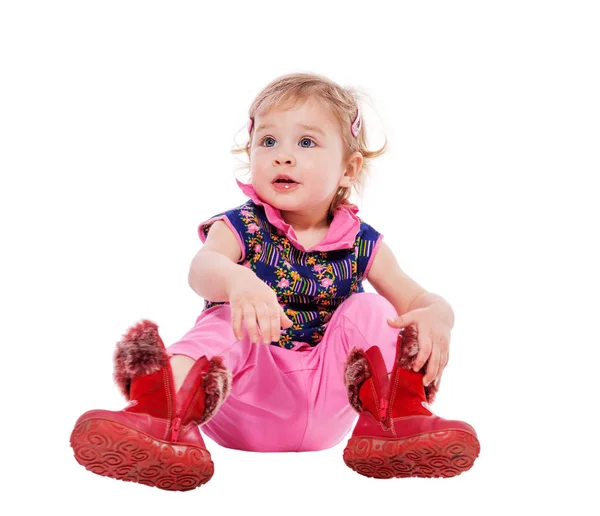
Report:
70,319,231,491
342,326,480,479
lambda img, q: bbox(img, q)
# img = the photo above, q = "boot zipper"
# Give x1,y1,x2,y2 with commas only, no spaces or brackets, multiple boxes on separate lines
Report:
380,397,389,426
170,416,181,442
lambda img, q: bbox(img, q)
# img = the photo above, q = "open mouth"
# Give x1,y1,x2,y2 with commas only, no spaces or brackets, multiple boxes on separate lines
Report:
272,178,300,191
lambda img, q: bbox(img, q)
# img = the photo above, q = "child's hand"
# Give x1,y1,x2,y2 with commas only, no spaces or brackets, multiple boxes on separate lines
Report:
228,270,294,345
387,305,452,387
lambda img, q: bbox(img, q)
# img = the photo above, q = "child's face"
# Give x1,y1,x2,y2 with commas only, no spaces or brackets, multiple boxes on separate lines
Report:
249,97,354,218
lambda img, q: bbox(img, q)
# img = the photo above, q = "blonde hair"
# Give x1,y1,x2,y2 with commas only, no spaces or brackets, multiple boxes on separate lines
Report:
232,72,386,218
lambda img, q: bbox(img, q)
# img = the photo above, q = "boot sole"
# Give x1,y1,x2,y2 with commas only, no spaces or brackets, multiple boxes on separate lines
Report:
343,429,480,479
70,418,214,491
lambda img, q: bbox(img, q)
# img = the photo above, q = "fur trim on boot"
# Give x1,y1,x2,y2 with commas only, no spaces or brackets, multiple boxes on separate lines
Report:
342,327,480,480
343,348,372,413
397,325,439,404
113,319,168,399
199,356,232,425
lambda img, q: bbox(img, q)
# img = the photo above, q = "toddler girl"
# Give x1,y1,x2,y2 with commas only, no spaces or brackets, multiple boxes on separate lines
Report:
70,72,480,491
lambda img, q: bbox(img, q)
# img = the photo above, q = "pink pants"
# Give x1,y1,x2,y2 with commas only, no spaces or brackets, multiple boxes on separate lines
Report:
166,292,399,452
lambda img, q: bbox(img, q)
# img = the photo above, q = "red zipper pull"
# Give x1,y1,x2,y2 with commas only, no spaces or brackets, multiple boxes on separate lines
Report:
170,416,181,442
380,397,388,423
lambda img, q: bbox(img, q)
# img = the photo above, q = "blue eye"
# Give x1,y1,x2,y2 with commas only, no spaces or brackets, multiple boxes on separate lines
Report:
260,136,315,148
300,138,315,148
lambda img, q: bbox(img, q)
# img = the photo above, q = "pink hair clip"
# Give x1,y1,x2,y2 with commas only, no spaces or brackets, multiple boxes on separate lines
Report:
351,108,361,137
247,118,254,133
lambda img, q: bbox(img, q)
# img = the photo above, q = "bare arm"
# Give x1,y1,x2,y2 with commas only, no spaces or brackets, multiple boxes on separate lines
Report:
187,220,255,302
367,240,454,328
188,220,293,343
366,240,429,316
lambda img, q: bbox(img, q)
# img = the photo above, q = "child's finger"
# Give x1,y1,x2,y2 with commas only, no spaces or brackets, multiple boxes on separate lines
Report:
280,307,293,328
413,333,432,372
269,303,280,343
440,350,449,369
423,347,441,386
243,305,260,344
231,306,243,340
255,303,272,345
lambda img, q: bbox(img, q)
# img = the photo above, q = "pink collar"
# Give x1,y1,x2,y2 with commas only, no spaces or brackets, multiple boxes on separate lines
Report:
236,179,361,252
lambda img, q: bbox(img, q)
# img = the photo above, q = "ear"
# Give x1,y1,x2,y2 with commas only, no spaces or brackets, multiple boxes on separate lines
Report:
340,151,363,188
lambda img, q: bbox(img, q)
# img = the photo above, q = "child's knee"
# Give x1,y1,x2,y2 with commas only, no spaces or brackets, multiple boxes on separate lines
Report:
339,292,396,318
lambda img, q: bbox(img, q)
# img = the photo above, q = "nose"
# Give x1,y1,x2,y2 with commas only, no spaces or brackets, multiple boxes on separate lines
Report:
273,152,295,166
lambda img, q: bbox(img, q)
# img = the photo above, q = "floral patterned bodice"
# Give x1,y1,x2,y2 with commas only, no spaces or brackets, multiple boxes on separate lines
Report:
197,182,383,350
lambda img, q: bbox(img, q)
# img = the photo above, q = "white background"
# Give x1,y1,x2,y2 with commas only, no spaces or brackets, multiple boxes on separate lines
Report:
1,1,598,515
